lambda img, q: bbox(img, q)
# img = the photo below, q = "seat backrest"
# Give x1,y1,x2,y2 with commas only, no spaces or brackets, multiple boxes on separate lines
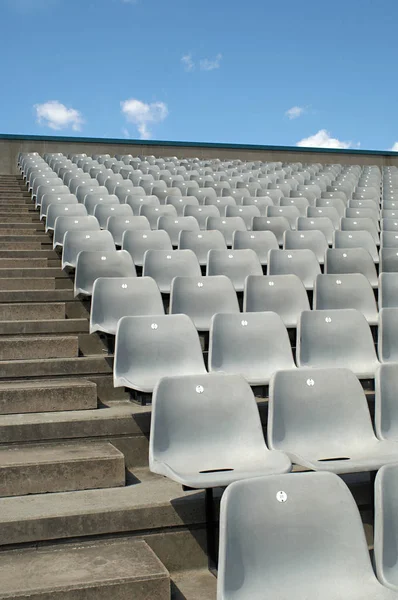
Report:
374,464,398,589
307,206,340,229
314,273,378,324
143,249,201,293
218,471,375,599
139,205,178,228
122,229,172,266
341,217,380,244
325,248,378,287
90,276,164,335
244,274,310,328
268,249,320,289
94,203,133,229
46,203,87,232
375,363,398,440
53,215,100,247
62,229,115,269
179,229,226,264
84,193,119,216
378,308,398,363
207,248,263,291
232,230,278,264
297,309,378,377
106,215,150,245
379,272,398,309
74,250,136,296
206,216,247,245
157,216,200,245
283,229,328,264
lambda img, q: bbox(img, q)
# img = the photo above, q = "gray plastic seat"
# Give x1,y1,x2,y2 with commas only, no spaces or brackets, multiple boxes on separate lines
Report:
183,205,220,229
382,210,398,221
34,182,69,207
150,373,291,490
69,177,98,196
325,248,378,287
307,206,340,229
374,464,398,593
296,216,335,245
166,195,199,216
178,230,226,265
381,231,398,248
46,204,87,232
139,205,178,229
297,309,379,377
113,314,206,392
316,197,346,217
244,274,310,328
157,216,200,246
206,216,247,246
266,205,301,229
378,308,398,363
205,197,237,214
380,249,398,273
269,367,398,474
170,276,239,331
252,216,291,245
53,215,100,248
382,218,398,232
62,229,115,269
218,470,398,600
283,229,328,264
143,249,201,293
207,249,262,291
106,215,150,246
122,229,172,267
225,205,261,229
280,197,309,216
333,230,379,263
346,207,380,227
242,196,274,215
379,273,398,309
341,217,380,244
76,183,107,204
74,250,136,297
40,193,77,219
375,363,398,440
125,194,159,215
268,248,320,290
232,230,278,265
209,311,296,385
314,274,378,325
84,193,119,216
94,203,133,229
90,276,164,335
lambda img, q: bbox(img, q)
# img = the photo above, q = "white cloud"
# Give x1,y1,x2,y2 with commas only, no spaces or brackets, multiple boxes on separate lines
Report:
122,127,130,139
121,98,168,140
181,54,195,72
390,142,398,151
286,106,305,120
34,100,84,131
296,129,353,149
199,53,222,71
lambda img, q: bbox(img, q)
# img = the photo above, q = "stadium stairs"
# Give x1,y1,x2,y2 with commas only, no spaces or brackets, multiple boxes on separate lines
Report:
0,173,216,599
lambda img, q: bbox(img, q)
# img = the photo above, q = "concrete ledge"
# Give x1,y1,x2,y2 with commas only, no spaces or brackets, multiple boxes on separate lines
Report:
0,318,88,335
0,303,65,321
0,258,48,268
0,356,113,378
0,268,68,278
0,289,74,302
0,335,79,360
0,250,58,258
0,379,97,414
0,278,56,290
0,441,125,496
0,538,170,600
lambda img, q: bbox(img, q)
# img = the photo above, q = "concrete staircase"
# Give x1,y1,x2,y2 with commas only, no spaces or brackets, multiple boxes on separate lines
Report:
0,174,215,599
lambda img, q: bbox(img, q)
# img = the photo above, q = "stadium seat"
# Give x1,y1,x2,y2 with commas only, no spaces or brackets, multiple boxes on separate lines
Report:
94,203,133,229
346,207,380,227
76,184,106,204
225,205,261,229
314,273,378,325
380,249,398,273
106,215,150,246
206,216,247,246
170,275,239,331
157,215,200,246
122,229,172,267
139,205,178,229
375,363,398,440
178,229,226,265
379,273,398,309
113,314,206,392
280,197,309,216
296,216,335,244
307,206,340,229
150,373,291,489
40,193,78,219
244,274,310,328
207,249,262,291
378,308,398,362
46,203,88,232
268,248,320,290
232,230,278,265
381,231,398,248
325,248,378,287
382,218,398,232
74,250,136,296
374,464,398,594
341,217,380,244
283,230,328,264
53,215,100,248
252,216,291,245
62,229,116,269
333,230,379,263
166,195,199,215
218,471,397,600
90,276,164,335
266,205,301,229
297,309,379,377
124,194,159,215
84,193,119,216
143,249,201,293
242,196,274,215
316,197,346,217
209,311,296,385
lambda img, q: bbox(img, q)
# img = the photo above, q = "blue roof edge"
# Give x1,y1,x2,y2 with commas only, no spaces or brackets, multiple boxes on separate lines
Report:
0,132,397,157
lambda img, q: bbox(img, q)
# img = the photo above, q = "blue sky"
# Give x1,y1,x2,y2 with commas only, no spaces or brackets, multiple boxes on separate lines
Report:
1,0,398,151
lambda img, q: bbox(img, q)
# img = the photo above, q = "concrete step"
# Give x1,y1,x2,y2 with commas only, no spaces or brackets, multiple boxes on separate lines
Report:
0,302,65,321
0,215,40,222
0,335,78,360
0,258,48,268
0,278,55,290
0,404,145,443
0,472,204,545
0,223,44,230
172,570,216,600
0,379,97,414
0,235,49,242
0,441,125,496
0,289,74,303
0,206,36,212
0,355,113,379
0,539,169,600
0,242,49,250
0,318,87,335
0,267,68,278
0,249,59,258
